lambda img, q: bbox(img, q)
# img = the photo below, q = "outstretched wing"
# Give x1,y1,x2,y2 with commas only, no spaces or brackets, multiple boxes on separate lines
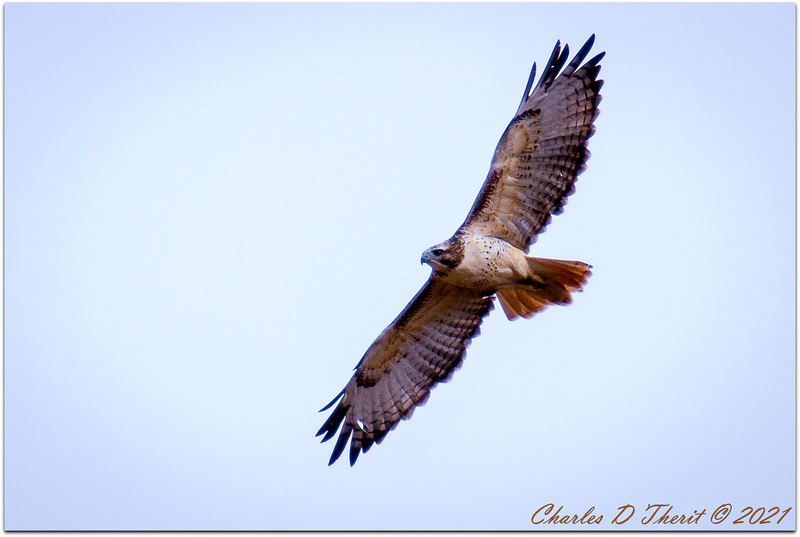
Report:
460,35,604,252
317,275,494,466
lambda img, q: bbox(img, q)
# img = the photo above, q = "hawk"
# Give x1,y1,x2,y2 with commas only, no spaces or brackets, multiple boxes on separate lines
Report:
318,35,604,465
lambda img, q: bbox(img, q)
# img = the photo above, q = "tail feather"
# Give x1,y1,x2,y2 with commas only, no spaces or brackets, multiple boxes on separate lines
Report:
497,257,591,320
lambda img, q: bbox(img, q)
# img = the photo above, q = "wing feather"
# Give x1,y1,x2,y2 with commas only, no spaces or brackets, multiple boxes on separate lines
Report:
460,35,604,251
317,275,494,465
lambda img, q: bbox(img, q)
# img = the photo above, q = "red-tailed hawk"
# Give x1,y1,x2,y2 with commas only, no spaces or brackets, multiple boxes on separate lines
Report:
318,36,604,465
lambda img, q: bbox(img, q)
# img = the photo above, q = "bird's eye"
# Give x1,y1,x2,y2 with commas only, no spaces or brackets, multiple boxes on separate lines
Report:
432,248,444,256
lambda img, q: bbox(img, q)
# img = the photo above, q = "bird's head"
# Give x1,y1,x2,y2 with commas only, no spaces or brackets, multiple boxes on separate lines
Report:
421,238,463,273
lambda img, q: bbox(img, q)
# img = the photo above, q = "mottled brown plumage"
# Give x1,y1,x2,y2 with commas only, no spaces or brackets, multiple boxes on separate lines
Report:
318,36,604,465
462,37,603,251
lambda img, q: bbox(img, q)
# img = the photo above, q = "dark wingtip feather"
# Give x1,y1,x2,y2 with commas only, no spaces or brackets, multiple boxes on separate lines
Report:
536,39,571,92
574,34,596,64
349,441,361,466
328,424,351,465
555,35,603,80
373,428,388,444
591,51,606,65
519,62,537,106
538,40,561,89
361,435,375,454
549,39,562,63
319,388,345,412
316,401,347,441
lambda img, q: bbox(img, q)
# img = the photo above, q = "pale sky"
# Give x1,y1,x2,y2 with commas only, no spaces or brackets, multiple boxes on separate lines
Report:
5,2,795,530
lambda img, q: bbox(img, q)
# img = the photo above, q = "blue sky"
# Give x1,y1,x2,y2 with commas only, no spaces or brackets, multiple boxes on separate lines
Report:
5,2,795,530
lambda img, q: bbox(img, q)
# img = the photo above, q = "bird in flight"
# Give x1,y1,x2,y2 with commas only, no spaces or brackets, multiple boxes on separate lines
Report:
318,35,604,466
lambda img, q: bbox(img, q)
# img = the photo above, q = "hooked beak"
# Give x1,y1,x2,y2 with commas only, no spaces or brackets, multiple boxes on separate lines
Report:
420,249,431,266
